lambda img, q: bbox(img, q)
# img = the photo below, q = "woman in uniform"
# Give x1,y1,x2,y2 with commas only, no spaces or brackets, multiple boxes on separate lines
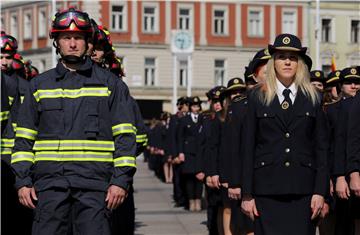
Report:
178,96,204,211
241,33,328,235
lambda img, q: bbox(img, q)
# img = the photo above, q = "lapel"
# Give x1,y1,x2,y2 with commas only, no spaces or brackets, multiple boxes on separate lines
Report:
269,95,288,131
287,90,307,127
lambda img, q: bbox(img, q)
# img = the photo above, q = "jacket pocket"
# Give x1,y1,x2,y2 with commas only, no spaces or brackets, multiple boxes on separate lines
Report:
84,98,100,139
299,156,315,170
38,99,63,135
254,155,275,169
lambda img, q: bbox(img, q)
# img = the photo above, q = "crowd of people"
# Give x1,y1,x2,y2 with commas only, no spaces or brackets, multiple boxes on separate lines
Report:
1,7,146,235
1,5,360,235
146,34,360,235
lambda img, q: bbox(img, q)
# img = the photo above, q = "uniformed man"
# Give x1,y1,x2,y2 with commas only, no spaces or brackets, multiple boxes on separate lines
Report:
1,31,33,234
11,8,136,235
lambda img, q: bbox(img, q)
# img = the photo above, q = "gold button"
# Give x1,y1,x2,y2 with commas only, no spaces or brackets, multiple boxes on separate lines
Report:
285,162,290,167
261,162,265,166
285,133,290,138
285,148,290,153
264,113,267,117
306,112,309,116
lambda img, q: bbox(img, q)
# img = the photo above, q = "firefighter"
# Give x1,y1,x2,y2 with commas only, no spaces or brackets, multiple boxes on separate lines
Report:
11,8,136,235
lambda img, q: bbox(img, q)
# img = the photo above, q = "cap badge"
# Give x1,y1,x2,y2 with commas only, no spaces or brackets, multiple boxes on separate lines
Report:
264,49,270,56
335,71,340,77
215,91,221,96
351,68,357,75
315,71,321,77
194,97,199,102
234,79,239,84
282,36,291,45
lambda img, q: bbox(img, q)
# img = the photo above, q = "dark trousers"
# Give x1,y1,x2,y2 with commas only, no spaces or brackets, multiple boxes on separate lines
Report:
184,174,203,200
173,164,186,204
110,186,135,235
335,198,355,235
32,188,110,235
254,195,316,235
2,159,33,235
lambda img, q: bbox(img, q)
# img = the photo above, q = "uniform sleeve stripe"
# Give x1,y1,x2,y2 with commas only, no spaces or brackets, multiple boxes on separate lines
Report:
112,123,136,136
114,156,136,167
16,127,38,140
11,151,35,164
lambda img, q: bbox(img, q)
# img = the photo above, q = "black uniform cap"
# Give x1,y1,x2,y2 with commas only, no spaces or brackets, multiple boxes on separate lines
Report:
310,70,325,84
189,96,202,106
325,70,341,88
340,67,360,84
249,48,271,75
244,64,257,85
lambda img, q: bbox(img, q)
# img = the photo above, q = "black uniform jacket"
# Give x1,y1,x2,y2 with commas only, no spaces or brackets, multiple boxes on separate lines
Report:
228,96,248,188
12,58,136,192
346,93,360,174
333,97,354,177
242,89,328,196
324,100,341,177
177,113,202,174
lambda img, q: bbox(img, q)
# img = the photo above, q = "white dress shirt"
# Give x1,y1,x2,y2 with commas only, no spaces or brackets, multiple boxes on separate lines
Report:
191,113,198,123
276,79,297,104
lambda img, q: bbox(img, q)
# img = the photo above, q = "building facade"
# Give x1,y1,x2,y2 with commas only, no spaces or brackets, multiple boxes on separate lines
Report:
1,0,309,116
308,1,360,75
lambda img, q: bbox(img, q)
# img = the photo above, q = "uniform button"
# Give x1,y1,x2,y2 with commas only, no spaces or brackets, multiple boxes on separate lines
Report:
285,148,290,153
308,163,312,167
264,113,267,117
261,162,265,166
285,133,290,138
285,161,290,167
306,112,310,116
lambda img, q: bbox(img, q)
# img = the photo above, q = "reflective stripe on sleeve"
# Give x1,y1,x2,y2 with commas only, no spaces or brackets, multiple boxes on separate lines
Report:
33,140,115,151
1,138,15,148
8,96,14,106
16,127,38,140
136,134,147,143
1,111,9,121
1,147,12,155
114,156,136,167
34,151,114,162
112,123,136,136
11,151,35,163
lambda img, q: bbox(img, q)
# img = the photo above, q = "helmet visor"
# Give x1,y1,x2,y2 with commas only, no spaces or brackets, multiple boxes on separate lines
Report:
54,11,91,30
0,36,18,51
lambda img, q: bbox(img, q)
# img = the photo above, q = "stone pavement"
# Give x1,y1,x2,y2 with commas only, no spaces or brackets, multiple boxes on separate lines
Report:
133,157,208,235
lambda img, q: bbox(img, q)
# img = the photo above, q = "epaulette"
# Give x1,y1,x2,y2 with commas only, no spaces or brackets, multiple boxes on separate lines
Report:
323,99,340,106
232,96,247,103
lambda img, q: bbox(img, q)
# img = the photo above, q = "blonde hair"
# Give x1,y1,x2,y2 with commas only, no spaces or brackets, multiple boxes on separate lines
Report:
258,55,319,106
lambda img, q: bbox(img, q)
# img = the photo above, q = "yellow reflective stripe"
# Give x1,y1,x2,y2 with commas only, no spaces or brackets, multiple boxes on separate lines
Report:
33,88,110,102
8,96,14,106
16,127,38,140
112,123,136,136
114,156,136,167
326,77,339,84
136,134,147,143
1,138,15,147
34,151,113,162
33,140,115,151
1,111,9,121
20,96,25,104
11,151,35,163
12,123,17,131
1,147,12,155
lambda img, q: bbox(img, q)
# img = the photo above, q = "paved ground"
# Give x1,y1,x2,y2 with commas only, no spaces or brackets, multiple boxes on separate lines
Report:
133,157,208,235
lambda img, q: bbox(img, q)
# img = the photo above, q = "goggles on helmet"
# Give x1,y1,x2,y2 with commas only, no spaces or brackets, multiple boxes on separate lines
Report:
0,33,18,52
53,9,91,30
12,53,25,70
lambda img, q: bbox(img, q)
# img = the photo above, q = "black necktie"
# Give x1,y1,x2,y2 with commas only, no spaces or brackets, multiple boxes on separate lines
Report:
281,89,292,110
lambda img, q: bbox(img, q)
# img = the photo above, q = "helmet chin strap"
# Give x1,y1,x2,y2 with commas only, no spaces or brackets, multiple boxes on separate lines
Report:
62,54,85,64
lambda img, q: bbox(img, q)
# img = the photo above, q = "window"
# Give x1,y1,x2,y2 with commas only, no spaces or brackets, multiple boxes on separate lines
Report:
111,5,127,31
213,9,227,35
322,19,332,42
214,59,226,86
282,11,296,35
322,64,331,76
248,9,263,37
38,10,46,37
179,60,188,87
178,8,190,30
24,13,32,39
144,58,156,86
351,20,359,43
10,15,18,39
143,5,158,33
1,16,4,29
